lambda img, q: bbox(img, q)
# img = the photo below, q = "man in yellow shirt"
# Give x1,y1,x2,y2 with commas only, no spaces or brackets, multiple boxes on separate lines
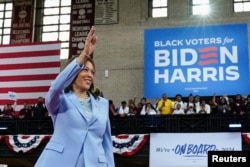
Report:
157,93,174,115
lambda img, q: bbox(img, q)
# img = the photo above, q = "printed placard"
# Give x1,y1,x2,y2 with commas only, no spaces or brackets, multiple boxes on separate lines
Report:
7,91,17,101
149,132,242,167
144,23,249,97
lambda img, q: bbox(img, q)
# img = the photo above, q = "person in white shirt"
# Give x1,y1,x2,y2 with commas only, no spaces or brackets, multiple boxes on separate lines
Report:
172,103,185,115
173,94,186,110
198,99,211,114
118,101,129,117
194,95,201,113
185,94,196,115
140,103,157,115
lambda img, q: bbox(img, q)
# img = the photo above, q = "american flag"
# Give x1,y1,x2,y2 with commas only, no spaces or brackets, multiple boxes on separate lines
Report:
0,41,61,111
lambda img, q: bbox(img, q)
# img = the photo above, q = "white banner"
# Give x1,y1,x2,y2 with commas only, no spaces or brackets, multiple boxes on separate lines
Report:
149,132,242,167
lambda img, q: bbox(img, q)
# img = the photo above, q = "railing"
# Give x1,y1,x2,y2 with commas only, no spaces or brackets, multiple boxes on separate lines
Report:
0,117,53,135
110,114,250,135
0,114,249,135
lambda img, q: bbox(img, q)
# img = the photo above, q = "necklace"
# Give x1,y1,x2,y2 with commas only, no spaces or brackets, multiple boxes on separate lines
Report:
78,92,89,99
84,93,89,99
79,96,89,105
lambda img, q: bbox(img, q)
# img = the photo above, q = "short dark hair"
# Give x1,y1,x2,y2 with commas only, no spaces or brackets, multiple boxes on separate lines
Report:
175,94,182,98
121,101,127,105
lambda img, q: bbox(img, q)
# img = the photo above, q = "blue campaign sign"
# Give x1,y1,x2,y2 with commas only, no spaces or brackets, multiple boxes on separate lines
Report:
144,23,249,98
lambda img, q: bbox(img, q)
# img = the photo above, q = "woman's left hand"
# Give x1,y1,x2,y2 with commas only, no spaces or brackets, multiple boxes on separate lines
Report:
77,26,98,64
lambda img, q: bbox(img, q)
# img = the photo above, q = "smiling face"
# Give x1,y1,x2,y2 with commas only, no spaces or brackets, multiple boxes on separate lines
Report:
72,60,95,93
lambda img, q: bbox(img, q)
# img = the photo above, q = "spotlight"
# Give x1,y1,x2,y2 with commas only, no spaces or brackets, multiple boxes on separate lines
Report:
229,123,242,128
0,127,8,130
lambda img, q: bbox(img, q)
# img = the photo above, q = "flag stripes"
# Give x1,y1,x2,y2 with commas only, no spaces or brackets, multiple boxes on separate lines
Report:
0,41,61,111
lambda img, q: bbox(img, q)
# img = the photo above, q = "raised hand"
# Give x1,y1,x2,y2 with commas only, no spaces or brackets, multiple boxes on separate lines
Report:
77,26,98,64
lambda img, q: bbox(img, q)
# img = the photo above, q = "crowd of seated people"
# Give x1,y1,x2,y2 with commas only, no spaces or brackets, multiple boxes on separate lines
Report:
1,93,249,119
109,93,250,117
0,97,48,119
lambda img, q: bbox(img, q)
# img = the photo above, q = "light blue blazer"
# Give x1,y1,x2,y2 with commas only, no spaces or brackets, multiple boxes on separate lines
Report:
35,59,115,167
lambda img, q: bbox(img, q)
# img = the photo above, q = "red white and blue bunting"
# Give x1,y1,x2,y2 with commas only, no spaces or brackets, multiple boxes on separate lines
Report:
4,135,51,153
112,134,149,156
0,133,250,156
0,134,149,156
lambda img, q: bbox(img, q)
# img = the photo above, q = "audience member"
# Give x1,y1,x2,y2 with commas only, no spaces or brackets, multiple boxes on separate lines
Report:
140,97,147,107
211,93,231,114
140,103,157,115
173,94,185,110
230,94,246,115
194,95,201,112
185,94,196,115
198,99,211,114
33,97,48,118
172,103,185,115
139,97,147,112
2,101,16,118
117,101,129,117
208,99,216,113
156,93,174,115
135,102,143,115
109,100,118,117
18,100,33,119
128,97,138,115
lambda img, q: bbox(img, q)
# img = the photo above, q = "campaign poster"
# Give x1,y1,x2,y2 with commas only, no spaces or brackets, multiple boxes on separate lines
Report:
144,23,249,98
